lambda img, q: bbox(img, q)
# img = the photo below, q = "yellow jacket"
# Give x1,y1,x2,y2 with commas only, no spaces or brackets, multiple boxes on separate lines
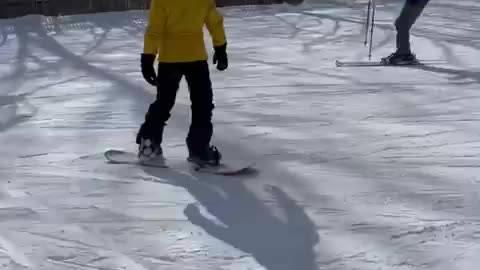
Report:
143,0,227,63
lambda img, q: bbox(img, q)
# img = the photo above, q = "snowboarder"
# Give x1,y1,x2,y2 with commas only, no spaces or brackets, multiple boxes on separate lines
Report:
381,0,430,65
137,0,228,166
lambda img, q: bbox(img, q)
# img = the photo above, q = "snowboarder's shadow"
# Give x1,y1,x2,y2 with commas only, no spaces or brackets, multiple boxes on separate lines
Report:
142,167,320,270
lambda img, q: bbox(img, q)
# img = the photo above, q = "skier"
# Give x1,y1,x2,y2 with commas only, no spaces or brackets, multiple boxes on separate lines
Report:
381,0,430,65
137,0,228,166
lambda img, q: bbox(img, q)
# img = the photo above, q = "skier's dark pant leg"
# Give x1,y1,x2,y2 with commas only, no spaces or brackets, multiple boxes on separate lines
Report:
395,0,429,54
137,63,182,144
183,61,214,154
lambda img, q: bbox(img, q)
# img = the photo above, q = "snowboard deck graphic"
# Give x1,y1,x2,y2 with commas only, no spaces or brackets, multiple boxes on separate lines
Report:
104,149,256,176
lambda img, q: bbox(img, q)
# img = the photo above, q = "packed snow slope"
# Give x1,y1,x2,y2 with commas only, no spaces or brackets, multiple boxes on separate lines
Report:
1,1,480,269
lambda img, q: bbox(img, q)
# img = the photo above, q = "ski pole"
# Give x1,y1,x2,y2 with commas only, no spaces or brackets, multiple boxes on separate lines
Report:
368,0,377,60
364,0,372,46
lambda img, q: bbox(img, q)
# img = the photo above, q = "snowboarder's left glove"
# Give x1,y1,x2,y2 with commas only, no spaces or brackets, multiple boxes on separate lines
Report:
213,43,228,71
141,53,157,86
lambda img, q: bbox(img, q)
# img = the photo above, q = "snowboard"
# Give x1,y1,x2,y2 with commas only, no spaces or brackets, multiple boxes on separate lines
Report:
335,59,424,67
104,149,256,176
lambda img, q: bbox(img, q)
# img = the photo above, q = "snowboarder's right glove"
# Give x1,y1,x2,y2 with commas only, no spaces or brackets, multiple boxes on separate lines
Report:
213,43,228,71
140,53,157,86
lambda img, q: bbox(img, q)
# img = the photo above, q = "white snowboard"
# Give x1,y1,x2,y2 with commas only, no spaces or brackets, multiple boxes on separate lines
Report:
104,149,256,176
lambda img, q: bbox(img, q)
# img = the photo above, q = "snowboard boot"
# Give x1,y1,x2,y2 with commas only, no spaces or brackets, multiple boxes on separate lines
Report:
136,121,165,162
381,51,418,65
187,145,222,167
137,137,164,162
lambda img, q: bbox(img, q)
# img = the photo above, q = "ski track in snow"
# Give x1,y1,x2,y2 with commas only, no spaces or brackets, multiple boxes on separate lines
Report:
1,0,480,269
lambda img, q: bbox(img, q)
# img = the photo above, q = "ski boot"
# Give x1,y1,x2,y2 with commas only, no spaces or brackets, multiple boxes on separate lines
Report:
187,145,222,167
381,51,419,65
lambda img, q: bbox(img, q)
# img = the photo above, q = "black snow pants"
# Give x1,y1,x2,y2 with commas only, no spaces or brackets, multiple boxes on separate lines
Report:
137,60,215,155
395,0,430,54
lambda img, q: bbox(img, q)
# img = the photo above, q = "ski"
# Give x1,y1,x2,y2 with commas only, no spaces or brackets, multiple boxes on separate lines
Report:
335,59,424,67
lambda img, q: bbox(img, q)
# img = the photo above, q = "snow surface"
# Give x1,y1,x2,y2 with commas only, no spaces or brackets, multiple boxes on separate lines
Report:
1,0,480,269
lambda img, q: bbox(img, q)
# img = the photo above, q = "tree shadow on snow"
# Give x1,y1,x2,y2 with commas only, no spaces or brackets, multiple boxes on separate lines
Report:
142,167,320,270
7,15,155,119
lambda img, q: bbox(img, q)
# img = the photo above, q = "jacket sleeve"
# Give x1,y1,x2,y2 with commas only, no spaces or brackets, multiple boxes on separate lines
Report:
143,0,165,55
205,0,227,47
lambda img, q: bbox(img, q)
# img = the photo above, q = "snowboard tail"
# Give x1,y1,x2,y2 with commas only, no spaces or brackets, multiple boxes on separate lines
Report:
104,149,255,176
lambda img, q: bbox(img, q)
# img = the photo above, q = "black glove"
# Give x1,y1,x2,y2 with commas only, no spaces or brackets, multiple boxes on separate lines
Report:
213,43,228,71
140,53,157,86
